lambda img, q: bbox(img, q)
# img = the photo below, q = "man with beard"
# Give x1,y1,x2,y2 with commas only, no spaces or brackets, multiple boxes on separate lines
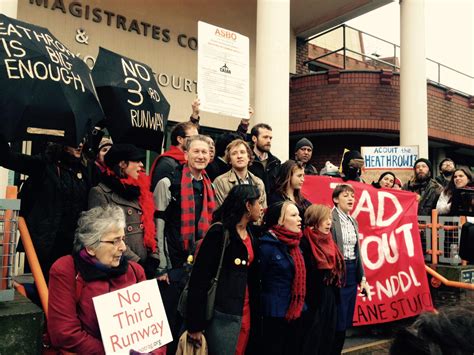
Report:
435,158,456,188
248,123,281,196
403,158,443,216
294,137,318,175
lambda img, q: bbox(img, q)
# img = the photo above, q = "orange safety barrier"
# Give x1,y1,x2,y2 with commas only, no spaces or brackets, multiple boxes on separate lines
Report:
420,210,469,266
1,186,18,290
13,280,27,298
18,216,49,318
425,265,474,291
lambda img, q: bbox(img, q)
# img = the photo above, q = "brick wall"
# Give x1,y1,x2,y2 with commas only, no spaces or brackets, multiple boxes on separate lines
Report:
289,71,474,149
295,38,310,75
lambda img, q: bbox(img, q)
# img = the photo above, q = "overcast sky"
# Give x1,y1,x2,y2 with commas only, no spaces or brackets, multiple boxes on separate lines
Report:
347,0,473,94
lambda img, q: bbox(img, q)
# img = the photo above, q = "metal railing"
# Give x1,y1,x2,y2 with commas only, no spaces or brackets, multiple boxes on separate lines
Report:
304,24,474,96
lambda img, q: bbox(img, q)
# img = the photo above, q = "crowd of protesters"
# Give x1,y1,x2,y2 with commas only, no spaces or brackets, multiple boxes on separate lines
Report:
1,99,473,355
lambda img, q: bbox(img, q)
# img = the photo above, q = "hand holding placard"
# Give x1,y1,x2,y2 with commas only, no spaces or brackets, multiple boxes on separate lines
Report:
93,279,172,354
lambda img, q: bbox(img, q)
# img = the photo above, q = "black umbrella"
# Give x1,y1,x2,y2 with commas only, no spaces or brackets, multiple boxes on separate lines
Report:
0,14,104,146
91,47,170,152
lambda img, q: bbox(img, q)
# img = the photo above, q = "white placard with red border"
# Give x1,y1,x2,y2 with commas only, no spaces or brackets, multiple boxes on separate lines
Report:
93,279,172,354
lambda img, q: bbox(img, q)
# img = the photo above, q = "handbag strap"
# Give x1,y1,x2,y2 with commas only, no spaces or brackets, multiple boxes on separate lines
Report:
213,227,230,283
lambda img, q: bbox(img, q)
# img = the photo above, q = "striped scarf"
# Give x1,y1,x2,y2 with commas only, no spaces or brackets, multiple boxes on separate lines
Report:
180,165,216,251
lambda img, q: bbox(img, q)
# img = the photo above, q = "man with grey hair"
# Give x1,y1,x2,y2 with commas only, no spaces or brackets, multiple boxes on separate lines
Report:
154,134,216,352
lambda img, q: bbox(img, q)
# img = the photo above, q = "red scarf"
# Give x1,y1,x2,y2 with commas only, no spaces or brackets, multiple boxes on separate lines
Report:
149,145,186,178
270,225,306,321
104,168,157,252
303,227,345,287
181,164,216,251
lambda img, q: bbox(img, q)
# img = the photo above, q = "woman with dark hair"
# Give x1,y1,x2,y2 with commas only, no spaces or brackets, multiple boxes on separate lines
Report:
186,185,262,355
259,201,306,354
269,160,311,219
436,166,473,215
88,143,159,278
331,184,370,354
301,204,345,355
372,171,396,189
390,305,474,355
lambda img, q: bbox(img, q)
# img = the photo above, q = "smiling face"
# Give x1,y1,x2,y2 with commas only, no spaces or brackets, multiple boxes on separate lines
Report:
87,228,126,268
229,143,250,170
290,167,305,190
120,160,143,180
453,169,469,189
280,203,302,233
185,139,210,173
334,190,355,214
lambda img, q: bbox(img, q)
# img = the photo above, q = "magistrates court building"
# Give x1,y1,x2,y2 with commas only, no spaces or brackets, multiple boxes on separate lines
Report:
1,0,472,190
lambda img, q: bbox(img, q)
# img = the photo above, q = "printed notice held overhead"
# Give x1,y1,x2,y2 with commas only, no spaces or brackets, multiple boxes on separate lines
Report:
198,21,249,118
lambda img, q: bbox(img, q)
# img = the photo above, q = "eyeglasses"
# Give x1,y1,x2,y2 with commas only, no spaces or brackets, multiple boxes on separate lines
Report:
100,236,126,247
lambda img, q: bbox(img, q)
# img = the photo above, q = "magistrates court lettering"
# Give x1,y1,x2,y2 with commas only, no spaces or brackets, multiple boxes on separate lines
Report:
29,0,198,49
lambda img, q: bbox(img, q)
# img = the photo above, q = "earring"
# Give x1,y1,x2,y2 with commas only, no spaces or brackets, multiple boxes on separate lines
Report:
247,211,251,217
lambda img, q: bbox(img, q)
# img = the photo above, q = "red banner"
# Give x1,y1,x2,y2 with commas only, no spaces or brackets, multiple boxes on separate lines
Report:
302,176,434,325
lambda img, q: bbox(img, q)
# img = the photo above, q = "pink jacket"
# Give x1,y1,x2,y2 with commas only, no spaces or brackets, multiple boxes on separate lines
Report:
48,255,145,354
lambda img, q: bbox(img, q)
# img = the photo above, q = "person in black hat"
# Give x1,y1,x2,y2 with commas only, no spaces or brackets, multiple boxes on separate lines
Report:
435,158,456,188
88,143,160,279
341,150,365,182
402,158,443,216
0,136,94,282
294,137,318,175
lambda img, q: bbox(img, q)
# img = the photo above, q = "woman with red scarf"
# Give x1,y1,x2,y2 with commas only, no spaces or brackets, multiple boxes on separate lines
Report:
301,204,345,355
88,143,159,279
259,201,307,355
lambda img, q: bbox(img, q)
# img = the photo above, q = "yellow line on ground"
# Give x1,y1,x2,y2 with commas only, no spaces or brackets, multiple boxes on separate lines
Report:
342,339,392,354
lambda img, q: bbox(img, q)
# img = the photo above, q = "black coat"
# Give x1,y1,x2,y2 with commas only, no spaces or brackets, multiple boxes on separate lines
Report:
206,157,230,182
300,237,339,355
249,152,281,197
0,141,92,278
186,224,259,333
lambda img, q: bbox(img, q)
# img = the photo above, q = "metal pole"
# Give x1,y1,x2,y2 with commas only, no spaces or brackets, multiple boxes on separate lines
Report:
343,25,346,69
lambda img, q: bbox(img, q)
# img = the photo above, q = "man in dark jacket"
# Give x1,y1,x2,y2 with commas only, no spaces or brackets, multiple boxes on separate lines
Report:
150,121,198,191
248,123,281,196
294,137,318,175
206,132,240,181
0,137,93,280
154,134,215,353
403,158,443,216
435,157,455,188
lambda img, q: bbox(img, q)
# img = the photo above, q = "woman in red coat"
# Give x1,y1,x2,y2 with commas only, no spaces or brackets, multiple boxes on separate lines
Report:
48,206,147,354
